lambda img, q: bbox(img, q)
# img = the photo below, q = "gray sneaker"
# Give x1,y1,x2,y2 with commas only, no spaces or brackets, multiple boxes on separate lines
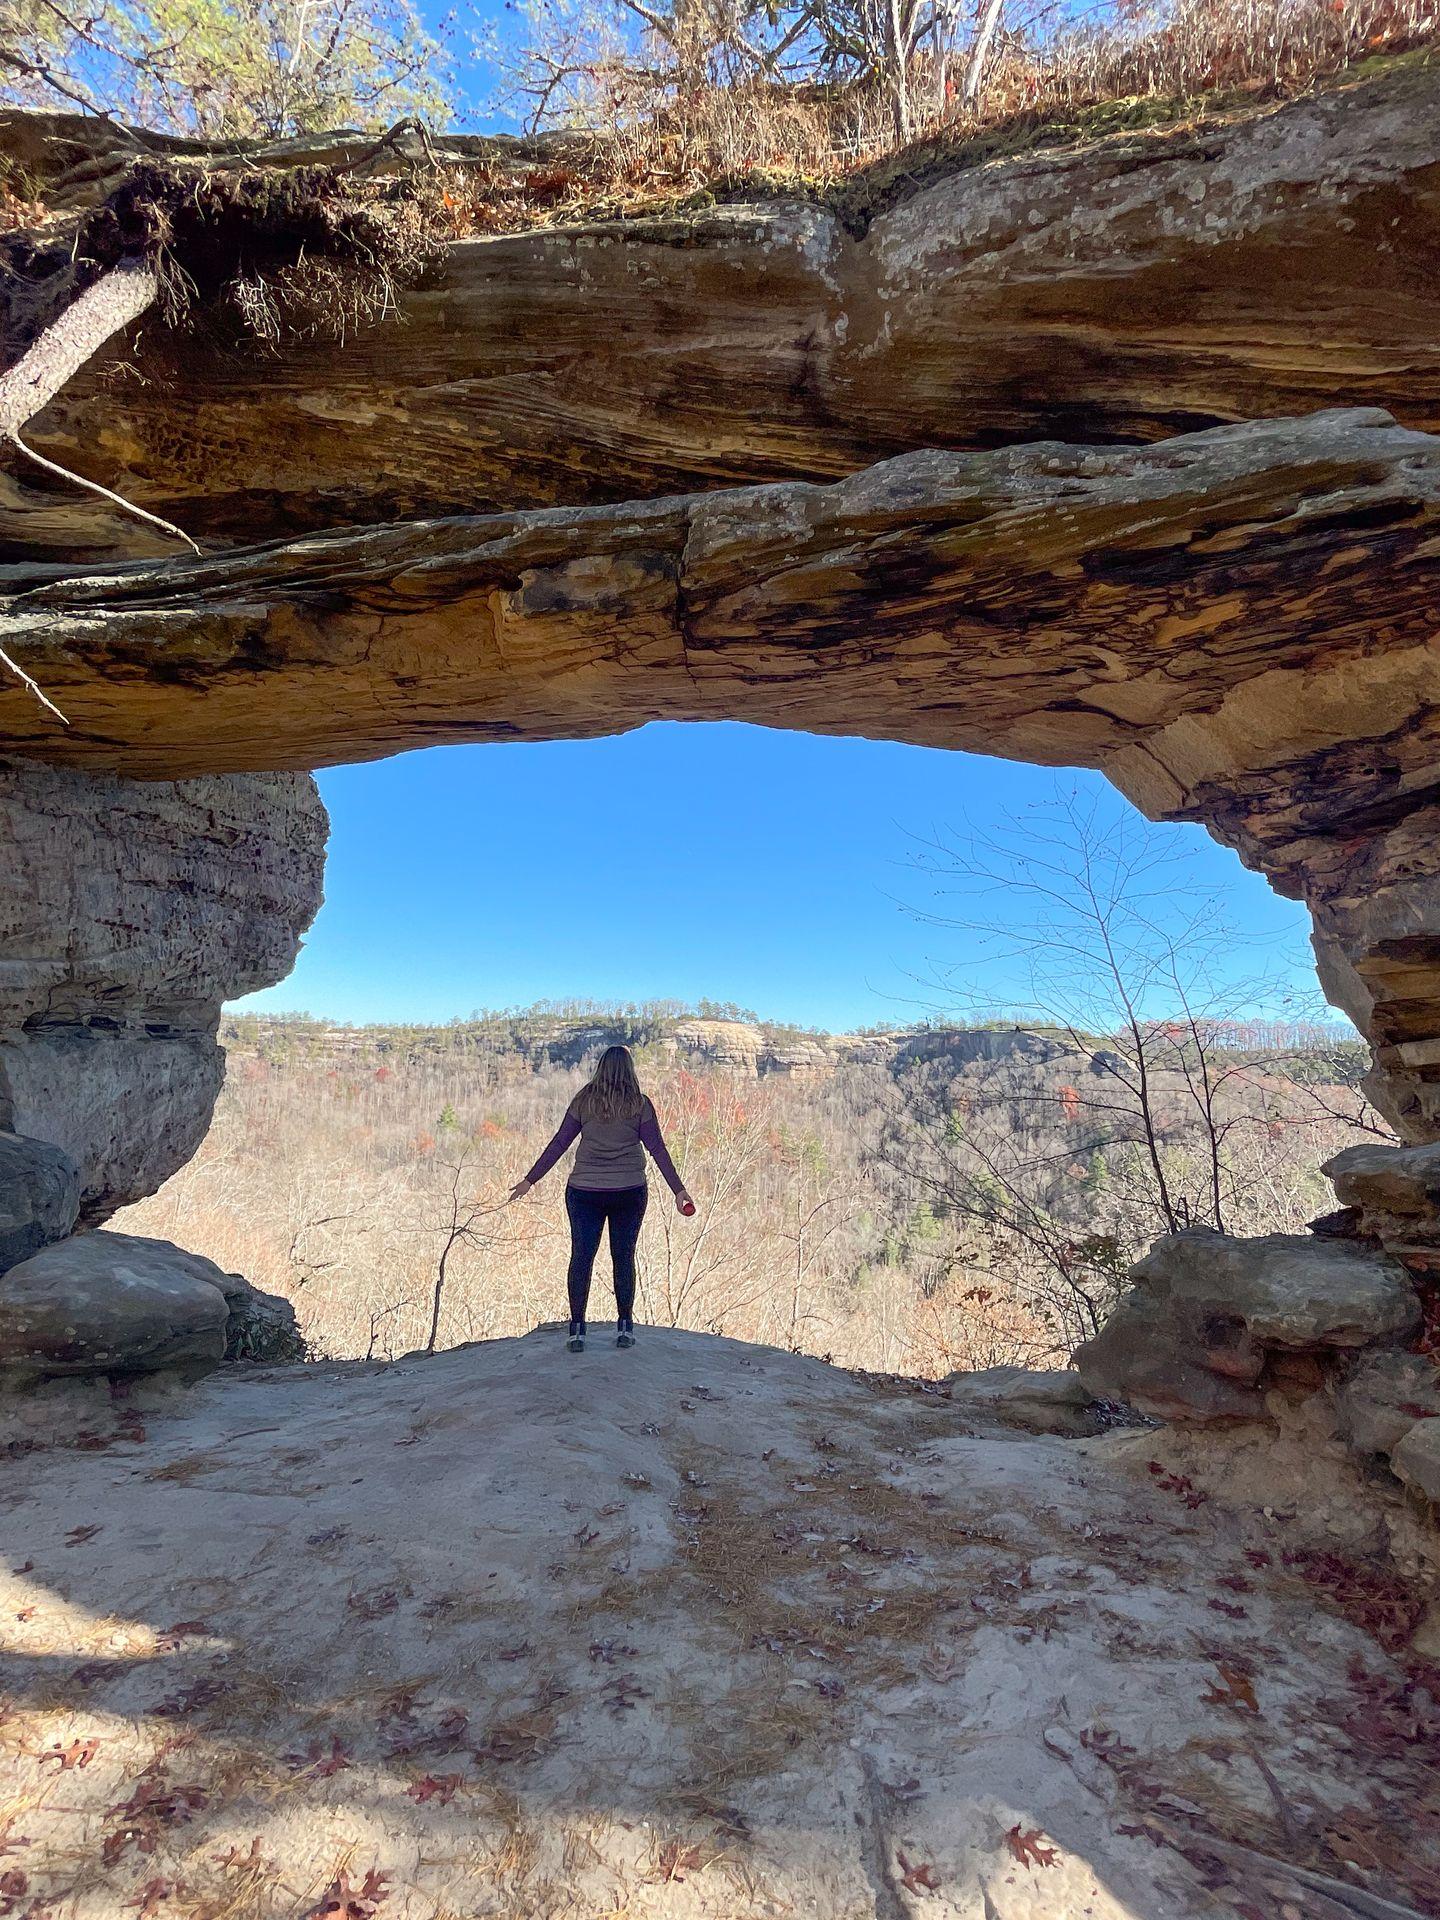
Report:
616,1321,636,1350
567,1322,586,1353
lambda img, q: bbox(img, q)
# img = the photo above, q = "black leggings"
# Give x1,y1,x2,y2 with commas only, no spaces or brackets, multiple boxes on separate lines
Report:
565,1184,648,1325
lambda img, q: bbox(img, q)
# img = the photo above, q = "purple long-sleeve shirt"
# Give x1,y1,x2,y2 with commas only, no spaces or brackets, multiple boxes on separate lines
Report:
524,1094,685,1195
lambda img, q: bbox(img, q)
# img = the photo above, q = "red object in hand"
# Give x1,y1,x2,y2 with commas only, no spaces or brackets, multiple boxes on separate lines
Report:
679,1196,696,1216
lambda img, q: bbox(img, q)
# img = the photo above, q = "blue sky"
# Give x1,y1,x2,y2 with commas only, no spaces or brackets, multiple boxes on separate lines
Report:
236,725,1324,1033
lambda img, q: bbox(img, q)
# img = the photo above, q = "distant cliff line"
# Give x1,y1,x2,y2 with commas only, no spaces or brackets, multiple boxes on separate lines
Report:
221,1006,1363,1083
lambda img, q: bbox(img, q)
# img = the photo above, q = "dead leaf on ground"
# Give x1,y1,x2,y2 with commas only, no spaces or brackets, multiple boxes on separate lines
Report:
102,1780,207,1865
1203,1663,1259,1715
303,1868,390,1919
652,1838,704,1883
602,1674,648,1716
41,1738,99,1772
407,1773,463,1805
128,1878,183,1916
897,1851,942,1892
1005,1825,1059,1868
284,1737,353,1779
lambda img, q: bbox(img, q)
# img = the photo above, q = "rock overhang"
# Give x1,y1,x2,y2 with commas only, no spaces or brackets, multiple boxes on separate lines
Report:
1,408,1435,808
5,59,1440,560
1,63,1439,1180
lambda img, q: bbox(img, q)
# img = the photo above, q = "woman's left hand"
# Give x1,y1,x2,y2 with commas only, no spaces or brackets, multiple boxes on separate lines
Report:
507,1179,533,1203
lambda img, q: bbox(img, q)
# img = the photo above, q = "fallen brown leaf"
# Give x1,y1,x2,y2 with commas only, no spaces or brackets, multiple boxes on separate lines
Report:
653,1839,704,1883
284,1737,352,1779
303,1868,390,1919
1005,1825,1058,1869
1202,1663,1259,1715
407,1773,463,1805
897,1851,942,1893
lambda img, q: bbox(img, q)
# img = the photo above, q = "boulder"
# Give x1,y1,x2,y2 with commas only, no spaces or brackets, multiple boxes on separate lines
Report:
0,1229,231,1384
1323,1142,1440,1224
1392,1420,1440,1505
1166,1232,1422,1349
1337,1349,1440,1459
220,1271,306,1366
0,1131,79,1274
1074,1230,1421,1424
1074,1292,1266,1425
944,1364,1104,1437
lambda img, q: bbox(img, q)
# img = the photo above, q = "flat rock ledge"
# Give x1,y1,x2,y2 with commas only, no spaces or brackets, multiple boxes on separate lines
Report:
1324,1141,1440,1278
942,1364,1106,1438
1075,1228,1440,1511
3,1327,1438,1919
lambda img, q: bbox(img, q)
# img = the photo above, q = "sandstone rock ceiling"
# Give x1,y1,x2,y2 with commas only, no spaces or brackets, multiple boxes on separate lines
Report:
2,62,1438,561
0,411,1433,849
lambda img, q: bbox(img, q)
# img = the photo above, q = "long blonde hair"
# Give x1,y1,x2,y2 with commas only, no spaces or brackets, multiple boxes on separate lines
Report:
575,1045,644,1125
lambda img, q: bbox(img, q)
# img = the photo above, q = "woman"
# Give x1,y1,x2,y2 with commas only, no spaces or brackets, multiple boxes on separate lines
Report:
509,1046,694,1352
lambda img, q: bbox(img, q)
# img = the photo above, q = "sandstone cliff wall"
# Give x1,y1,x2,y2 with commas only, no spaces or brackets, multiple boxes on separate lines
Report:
0,757,327,1224
7,63,1439,557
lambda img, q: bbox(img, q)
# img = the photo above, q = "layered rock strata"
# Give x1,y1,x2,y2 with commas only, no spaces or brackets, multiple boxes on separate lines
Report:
1074,1229,1422,1423
3,409,1436,1150
6,62,1440,559
0,758,323,1382
0,756,328,1225
1074,1224,1439,1502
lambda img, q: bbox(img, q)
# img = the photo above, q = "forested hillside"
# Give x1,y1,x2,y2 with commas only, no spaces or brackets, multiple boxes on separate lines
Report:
116,1008,1382,1372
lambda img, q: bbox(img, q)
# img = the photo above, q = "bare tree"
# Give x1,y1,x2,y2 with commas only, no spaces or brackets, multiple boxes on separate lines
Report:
0,0,448,134
876,788,1389,1352
419,1152,508,1353
961,0,1002,104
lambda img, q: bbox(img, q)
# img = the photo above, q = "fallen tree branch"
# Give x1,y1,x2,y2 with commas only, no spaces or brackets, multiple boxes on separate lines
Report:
1188,1832,1431,1920
0,644,68,724
8,430,200,552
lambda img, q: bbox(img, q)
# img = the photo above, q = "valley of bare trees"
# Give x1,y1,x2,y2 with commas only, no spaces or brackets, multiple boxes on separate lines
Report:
116,1009,1382,1373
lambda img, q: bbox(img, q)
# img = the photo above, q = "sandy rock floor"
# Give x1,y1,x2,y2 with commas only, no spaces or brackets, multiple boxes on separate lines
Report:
2,1328,1437,1919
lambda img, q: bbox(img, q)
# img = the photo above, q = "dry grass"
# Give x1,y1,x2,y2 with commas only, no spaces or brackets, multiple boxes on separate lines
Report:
665,1432,1004,1711
459,0,1438,233
17,2,1421,248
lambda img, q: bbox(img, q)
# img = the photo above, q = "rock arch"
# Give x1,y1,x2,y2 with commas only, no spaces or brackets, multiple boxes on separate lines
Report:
1,60,1437,1258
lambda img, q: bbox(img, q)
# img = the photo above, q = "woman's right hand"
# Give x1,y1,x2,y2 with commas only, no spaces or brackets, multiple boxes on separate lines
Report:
508,1178,533,1204
676,1189,696,1217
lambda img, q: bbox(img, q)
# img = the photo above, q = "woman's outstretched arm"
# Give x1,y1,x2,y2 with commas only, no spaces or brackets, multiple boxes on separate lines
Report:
640,1099,694,1212
509,1106,580,1200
